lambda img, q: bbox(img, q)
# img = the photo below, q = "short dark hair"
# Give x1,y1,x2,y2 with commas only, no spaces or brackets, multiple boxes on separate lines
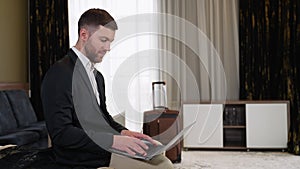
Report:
78,8,118,35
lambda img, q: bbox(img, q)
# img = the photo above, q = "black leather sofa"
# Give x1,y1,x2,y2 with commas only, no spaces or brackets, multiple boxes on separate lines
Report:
0,90,47,147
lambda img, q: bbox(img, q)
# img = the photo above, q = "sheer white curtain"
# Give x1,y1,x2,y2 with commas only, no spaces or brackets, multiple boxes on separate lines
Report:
68,0,159,131
158,0,239,108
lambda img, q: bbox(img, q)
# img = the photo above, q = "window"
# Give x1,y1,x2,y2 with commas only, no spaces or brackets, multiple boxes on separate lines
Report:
68,0,159,131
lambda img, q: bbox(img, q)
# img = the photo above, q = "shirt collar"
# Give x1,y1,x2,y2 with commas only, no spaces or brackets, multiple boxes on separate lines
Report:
71,47,95,72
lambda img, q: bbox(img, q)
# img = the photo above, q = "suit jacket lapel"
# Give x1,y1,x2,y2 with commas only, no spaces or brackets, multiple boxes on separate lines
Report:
95,71,105,105
69,49,102,115
70,48,112,126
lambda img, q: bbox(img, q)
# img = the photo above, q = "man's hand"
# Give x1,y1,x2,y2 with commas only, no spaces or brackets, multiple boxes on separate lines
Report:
120,130,159,145
111,135,148,156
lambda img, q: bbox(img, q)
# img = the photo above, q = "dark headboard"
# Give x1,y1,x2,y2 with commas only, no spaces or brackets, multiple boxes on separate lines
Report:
0,83,29,95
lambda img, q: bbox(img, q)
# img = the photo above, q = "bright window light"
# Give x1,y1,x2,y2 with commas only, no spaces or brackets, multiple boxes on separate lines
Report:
68,0,159,131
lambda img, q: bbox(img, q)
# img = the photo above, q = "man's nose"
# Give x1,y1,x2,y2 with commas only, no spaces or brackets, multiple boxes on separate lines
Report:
104,42,111,51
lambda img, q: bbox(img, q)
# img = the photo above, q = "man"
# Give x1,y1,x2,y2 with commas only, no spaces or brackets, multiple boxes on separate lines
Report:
41,8,173,169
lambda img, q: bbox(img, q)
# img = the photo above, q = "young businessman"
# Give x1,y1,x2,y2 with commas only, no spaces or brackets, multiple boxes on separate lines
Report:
41,8,173,169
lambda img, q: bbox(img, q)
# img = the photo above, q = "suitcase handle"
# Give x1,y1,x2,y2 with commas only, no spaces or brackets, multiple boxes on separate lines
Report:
152,81,166,87
152,81,167,109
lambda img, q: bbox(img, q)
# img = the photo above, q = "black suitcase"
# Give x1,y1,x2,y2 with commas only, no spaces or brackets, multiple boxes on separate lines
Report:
143,82,182,163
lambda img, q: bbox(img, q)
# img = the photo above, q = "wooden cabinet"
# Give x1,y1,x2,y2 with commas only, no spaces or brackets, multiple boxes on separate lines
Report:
183,101,289,150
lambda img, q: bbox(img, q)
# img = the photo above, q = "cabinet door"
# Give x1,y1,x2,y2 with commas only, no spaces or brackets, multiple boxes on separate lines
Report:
183,104,223,148
246,103,288,148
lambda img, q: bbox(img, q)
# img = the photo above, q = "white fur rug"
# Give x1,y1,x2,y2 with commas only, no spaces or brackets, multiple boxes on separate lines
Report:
173,150,300,169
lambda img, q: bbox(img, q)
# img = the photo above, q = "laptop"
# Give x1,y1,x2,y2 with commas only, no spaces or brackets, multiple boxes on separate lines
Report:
109,120,196,160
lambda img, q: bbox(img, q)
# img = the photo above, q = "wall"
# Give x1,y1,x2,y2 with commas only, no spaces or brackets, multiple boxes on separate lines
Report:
0,0,28,82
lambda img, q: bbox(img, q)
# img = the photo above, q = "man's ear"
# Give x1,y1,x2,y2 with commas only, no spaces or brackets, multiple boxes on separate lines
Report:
79,28,89,41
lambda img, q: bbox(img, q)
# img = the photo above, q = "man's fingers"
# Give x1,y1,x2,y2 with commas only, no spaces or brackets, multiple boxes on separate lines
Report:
135,139,149,150
124,147,136,156
142,136,159,146
124,139,147,156
112,135,150,156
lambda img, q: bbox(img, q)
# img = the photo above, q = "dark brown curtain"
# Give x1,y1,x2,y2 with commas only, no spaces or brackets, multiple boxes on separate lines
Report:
29,0,69,120
239,0,300,154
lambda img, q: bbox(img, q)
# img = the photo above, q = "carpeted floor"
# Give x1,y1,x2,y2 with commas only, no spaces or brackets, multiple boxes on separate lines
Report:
2,146,300,169
173,150,300,169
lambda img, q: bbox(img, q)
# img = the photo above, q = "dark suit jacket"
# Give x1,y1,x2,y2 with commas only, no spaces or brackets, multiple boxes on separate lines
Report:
41,49,127,168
